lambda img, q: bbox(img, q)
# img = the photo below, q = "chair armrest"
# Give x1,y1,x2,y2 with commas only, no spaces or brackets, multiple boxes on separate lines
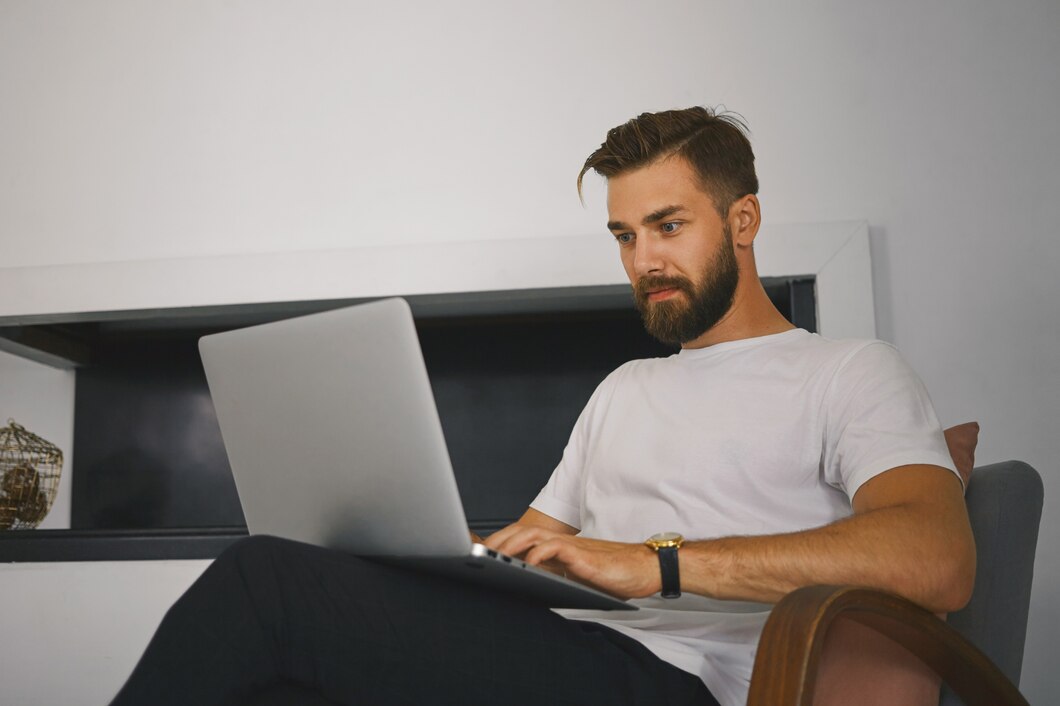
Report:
747,585,1028,706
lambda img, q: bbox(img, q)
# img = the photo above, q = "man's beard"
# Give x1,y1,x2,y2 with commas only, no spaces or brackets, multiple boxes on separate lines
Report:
633,225,740,346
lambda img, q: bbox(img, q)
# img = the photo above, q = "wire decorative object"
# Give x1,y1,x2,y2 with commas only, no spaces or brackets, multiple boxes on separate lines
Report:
0,420,64,529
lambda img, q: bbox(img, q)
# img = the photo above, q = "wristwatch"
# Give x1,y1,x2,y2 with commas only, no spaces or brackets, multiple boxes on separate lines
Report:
644,532,684,598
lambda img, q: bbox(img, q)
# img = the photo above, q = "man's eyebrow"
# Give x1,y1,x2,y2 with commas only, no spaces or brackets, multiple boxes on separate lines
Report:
607,205,687,232
643,205,687,224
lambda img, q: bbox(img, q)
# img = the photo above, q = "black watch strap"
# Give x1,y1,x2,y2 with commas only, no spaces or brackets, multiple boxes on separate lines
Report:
657,545,681,598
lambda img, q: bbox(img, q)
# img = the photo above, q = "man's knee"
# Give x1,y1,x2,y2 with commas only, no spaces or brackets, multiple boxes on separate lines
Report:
214,535,381,583
212,536,423,603
212,534,304,577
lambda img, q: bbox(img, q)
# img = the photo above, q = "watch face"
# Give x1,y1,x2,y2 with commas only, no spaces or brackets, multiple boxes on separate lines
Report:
651,532,682,543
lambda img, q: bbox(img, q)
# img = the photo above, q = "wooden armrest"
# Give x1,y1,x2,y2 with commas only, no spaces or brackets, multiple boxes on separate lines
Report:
747,585,1028,706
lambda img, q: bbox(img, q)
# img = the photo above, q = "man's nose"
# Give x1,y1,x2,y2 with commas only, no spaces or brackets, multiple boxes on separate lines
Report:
632,235,664,277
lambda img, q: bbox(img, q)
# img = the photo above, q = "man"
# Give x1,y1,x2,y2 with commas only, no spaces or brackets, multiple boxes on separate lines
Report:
111,107,974,706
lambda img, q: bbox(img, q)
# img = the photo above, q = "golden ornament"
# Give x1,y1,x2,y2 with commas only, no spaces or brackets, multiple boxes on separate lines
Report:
0,420,63,530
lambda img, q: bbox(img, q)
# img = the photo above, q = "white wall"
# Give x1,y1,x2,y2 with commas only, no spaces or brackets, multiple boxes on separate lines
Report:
1,0,1057,702
0,560,209,705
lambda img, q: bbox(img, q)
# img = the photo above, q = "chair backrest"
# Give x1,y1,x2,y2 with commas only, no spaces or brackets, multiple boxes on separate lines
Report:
940,461,1044,706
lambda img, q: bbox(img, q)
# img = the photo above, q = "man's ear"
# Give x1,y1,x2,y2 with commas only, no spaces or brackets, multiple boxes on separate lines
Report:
729,195,761,248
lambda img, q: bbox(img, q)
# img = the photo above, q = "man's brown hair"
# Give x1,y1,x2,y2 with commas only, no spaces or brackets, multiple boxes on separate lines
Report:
578,106,758,217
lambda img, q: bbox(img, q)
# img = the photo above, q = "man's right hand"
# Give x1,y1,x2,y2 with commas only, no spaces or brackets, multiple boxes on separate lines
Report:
480,508,579,577
472,508,577,549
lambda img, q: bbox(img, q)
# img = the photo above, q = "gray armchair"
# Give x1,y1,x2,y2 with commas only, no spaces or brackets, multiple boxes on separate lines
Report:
748,460,1044,706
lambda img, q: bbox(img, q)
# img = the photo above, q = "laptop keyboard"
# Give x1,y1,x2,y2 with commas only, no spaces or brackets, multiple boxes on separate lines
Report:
485,547,525,568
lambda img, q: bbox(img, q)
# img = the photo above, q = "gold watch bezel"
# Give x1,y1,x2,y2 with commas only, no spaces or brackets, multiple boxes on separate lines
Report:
645,532,685,551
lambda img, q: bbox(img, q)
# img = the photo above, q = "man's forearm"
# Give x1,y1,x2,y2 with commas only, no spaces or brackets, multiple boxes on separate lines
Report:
679,501,975,612
490,467,975,610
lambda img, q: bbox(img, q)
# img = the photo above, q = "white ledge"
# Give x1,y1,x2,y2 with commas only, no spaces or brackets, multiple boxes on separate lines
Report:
0,221,874,339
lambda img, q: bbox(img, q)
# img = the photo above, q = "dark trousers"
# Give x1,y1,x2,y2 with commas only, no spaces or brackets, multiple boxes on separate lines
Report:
110,535,719,706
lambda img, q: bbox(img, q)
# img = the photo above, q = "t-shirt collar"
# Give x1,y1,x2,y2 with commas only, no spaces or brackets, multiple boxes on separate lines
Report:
675,327,809,360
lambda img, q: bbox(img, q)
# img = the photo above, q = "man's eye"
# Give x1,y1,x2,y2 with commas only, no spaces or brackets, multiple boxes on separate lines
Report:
661,222,680,234
616,233,635,245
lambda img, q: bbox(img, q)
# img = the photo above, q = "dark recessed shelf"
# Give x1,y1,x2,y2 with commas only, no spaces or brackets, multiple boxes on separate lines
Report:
1,278,815,562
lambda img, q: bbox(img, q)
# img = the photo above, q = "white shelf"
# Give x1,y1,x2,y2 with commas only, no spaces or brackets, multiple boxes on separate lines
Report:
0,221,874,337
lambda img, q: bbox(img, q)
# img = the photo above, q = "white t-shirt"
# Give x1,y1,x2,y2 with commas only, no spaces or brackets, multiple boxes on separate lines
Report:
529,329,958,706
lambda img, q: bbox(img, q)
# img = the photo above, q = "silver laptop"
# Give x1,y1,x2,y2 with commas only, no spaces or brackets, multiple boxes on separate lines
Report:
199,297,634,611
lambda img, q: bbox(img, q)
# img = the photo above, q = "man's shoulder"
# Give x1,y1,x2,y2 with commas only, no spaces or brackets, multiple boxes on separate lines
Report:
599,334,906,385
787,333,901,371
814,337,916,377
717,333,913,397
787,336,923,399
787,330,884,355
611,352,676,373
708,330,895,375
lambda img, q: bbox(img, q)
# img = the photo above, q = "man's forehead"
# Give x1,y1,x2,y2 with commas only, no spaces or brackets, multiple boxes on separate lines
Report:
606,158,709,224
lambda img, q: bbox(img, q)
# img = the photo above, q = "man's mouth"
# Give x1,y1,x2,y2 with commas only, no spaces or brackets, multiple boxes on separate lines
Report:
646,287,680,302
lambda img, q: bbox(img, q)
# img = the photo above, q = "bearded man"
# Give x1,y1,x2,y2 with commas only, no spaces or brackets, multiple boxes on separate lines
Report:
111,107,974,706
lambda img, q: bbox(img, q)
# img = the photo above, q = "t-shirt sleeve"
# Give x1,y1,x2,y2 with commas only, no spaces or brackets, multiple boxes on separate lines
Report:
529,371,619,529
822,341,960,499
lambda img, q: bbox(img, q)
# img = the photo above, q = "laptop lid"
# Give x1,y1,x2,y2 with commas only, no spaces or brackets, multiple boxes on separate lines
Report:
199,298,472,557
